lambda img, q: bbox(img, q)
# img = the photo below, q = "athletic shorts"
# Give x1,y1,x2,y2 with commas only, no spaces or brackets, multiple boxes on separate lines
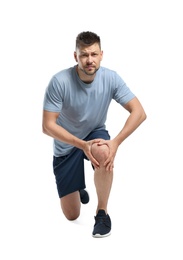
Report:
53,129,110,198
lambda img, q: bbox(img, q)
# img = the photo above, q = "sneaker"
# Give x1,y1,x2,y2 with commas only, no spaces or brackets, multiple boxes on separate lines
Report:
79,189,89,204
92,209,111,238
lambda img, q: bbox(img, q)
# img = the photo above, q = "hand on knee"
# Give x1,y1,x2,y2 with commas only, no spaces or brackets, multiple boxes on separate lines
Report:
91,142,109,165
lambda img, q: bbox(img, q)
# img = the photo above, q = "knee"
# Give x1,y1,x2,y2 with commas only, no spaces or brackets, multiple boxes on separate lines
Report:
62,206,80,221
60,194,80,221
64,212,80,221
91,142,109,163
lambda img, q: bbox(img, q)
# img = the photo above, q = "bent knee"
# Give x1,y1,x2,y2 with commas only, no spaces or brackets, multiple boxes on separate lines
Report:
91,142,109,163
64,212,80,221
61,206,80,221
60,193,80,220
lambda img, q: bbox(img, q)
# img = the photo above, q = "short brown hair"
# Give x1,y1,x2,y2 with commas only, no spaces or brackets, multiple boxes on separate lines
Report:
76,31,101,50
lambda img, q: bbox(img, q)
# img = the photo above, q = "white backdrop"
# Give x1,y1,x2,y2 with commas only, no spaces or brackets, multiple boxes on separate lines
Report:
0,0,183,259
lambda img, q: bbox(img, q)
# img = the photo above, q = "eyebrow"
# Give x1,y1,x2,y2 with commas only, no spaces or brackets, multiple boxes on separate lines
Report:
80,50,99,55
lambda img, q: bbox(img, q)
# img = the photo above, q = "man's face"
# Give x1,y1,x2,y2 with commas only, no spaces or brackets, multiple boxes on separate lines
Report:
74,43,103,76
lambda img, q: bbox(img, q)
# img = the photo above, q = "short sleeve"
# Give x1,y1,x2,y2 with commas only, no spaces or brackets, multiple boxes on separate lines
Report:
113,73,135,105
43,76,63,112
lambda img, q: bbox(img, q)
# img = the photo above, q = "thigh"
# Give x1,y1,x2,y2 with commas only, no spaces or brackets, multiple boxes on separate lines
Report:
53,148,86,198
85,129,110,142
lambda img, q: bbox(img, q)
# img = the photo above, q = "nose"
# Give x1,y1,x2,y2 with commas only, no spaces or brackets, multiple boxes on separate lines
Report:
87,55,93,64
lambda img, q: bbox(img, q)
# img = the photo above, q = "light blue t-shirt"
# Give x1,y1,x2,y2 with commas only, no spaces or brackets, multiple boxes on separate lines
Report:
43,65,135,156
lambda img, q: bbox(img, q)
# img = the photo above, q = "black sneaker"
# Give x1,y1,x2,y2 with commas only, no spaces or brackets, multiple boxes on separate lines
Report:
79,189,89,204
92,209,111,238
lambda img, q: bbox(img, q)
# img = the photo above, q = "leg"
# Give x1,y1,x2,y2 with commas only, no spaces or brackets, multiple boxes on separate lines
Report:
60,191,81,220
91,143,113,214
53,149,87,221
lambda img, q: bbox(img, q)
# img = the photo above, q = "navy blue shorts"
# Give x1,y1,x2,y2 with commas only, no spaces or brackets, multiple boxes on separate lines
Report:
53,129,110,198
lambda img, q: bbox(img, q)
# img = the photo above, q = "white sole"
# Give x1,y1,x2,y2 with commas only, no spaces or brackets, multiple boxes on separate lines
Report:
92,232,111,238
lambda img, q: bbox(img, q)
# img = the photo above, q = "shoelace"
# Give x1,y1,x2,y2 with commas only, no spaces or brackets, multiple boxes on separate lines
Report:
95,216,110,227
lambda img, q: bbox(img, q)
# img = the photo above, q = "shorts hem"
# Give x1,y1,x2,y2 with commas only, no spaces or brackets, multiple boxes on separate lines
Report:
58,185,86,198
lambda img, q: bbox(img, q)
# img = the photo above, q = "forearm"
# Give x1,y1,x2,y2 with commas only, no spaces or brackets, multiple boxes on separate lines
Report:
43,122,85,150
114,109,146,146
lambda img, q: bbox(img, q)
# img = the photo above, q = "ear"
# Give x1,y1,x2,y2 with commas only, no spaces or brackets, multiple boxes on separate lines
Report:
74,51,78,62
100,50,103,61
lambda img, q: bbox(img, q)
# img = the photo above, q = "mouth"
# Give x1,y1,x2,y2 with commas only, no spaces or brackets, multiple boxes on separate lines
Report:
86,65,95,70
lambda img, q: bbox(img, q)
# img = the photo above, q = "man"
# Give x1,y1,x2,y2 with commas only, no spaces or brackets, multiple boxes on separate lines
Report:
42,31,146,238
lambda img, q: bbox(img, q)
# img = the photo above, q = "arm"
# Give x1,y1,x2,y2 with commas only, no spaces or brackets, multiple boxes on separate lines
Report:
42,110,100,167
114,97,147,145
98,97,147,170
42,110,85,148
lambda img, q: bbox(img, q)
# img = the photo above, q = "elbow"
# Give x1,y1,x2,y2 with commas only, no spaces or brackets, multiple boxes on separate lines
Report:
135,106,147,125
42,126,46,135
141,110,147,123
42,123,49,135
143,110,147,121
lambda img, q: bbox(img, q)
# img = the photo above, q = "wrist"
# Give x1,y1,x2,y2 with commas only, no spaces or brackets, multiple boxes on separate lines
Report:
73,138,86,150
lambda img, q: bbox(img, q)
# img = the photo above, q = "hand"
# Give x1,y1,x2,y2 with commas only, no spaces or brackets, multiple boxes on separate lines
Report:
97,139,119,171
82,139,101,169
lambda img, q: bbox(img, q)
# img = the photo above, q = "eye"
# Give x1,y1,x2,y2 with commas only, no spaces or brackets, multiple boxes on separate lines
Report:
81,54,88,57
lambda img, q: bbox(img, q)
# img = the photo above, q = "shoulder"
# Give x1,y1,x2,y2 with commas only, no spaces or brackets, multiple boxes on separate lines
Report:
99,66,117,75
98,66,121,80
98,66,124,84
47,66,75,91
53,66,75,82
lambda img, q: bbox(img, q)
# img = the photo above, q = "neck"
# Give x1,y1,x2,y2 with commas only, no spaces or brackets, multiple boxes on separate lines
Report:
76,65,96,83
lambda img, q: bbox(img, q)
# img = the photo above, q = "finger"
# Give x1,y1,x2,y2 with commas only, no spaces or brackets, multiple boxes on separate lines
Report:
92,163,100,170
97,140,108,146
89,154,100,169
105,163,111,172
104,157,114,171
104,157,112,167
106,162,114,172
97,142,106,146
92,139,103,144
